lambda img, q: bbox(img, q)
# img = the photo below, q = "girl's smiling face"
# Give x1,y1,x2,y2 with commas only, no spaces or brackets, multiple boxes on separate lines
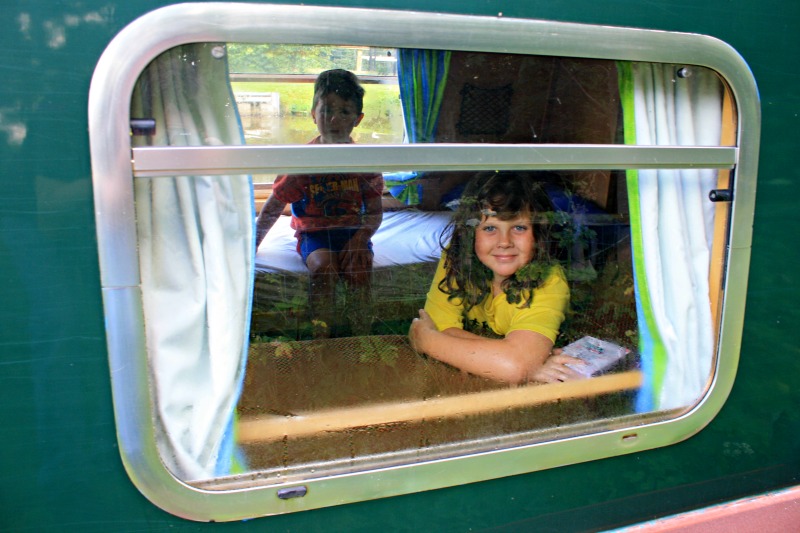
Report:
474,212,536,292
311,93,364,144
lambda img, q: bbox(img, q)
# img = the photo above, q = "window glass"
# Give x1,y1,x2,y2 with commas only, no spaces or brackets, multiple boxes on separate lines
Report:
92,5,756,519
129,44,735,486
229,45,404,165
134,44,624,149
245,168,642,483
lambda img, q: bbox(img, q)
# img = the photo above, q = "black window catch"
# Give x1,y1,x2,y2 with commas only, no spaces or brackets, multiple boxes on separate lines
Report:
130,118,156,136
709,189,733,202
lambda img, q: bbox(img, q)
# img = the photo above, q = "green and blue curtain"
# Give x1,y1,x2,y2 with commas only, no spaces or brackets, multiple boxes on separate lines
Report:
619,62,723,411
384,49,451,205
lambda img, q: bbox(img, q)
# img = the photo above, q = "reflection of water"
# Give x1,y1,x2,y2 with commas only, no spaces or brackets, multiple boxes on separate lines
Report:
244,114,403,145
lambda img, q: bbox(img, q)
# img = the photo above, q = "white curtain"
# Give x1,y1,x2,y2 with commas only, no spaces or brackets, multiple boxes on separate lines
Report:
131,44,253,480
622,63,723,410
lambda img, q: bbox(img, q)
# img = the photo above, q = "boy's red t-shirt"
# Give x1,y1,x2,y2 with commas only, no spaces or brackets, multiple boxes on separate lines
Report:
270,136,384,233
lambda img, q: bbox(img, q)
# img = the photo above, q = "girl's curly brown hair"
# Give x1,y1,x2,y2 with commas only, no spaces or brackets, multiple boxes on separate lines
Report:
438,171,557,310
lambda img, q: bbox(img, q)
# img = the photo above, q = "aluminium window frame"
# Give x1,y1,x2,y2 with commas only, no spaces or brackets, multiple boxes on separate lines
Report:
88,3,759,522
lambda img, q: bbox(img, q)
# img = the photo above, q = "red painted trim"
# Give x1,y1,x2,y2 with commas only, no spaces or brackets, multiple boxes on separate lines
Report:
614,485,800,532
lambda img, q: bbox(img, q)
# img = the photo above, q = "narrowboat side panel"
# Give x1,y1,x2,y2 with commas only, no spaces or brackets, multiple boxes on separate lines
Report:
1,1,798,531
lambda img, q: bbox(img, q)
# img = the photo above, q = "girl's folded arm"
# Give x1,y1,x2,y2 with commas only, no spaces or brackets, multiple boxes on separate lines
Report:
409,309,554,384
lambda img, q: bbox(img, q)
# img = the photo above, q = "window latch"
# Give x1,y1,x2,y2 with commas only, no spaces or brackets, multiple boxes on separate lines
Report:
130,118,156,136
709,189,733,202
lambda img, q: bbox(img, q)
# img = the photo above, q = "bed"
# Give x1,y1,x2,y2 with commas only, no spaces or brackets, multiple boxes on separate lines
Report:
251,197,638,352
251,209,454,339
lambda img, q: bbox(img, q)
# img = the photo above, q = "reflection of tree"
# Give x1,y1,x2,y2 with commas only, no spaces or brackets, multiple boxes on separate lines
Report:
227,44,351,73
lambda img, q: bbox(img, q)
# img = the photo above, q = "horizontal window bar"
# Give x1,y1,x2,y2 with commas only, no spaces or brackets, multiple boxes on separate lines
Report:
132,144,737,177
229,73,398,84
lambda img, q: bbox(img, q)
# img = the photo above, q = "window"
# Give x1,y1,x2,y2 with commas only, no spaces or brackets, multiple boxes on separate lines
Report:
89,4,758,521
228,44,404,189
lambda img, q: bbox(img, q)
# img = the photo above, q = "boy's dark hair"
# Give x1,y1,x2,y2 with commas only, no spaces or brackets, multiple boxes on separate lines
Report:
313,69,365,114
439,171,556,310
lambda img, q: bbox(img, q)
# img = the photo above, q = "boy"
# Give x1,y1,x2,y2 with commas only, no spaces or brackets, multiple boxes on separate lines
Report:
255,69,384,337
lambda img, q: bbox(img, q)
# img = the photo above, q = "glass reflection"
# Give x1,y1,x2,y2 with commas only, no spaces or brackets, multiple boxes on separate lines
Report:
129,42,733,484
246,168,639,479
134,44,627,149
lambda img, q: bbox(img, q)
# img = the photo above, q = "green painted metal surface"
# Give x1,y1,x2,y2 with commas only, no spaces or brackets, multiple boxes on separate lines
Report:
1,1,798,531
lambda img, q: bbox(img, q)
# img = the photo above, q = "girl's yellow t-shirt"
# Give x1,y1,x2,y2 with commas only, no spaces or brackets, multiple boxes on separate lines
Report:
423,254,570,343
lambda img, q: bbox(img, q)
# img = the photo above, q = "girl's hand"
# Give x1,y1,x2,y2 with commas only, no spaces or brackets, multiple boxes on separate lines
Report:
529,348,588,383
408,309,437,353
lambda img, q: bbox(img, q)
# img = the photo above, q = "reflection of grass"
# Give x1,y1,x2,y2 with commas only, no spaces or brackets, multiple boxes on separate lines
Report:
252,261,435,341
561,258,638,349
252,253,637,351
231,82,404,143
232,82,314,114
250,319,405,368
355,336,401,366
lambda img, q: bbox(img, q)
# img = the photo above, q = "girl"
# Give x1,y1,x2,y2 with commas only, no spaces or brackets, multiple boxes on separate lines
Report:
408,172,585,384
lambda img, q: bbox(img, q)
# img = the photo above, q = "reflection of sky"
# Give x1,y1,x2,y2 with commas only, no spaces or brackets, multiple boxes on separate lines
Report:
18,10,109,49
0,107,27,146
4,9,111,147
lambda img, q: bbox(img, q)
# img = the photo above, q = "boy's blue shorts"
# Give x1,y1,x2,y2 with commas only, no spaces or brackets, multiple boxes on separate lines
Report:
298,228,373,264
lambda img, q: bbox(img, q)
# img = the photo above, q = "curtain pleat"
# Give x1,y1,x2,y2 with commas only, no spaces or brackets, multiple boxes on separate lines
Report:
131,44,253,480
619,62,722,410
